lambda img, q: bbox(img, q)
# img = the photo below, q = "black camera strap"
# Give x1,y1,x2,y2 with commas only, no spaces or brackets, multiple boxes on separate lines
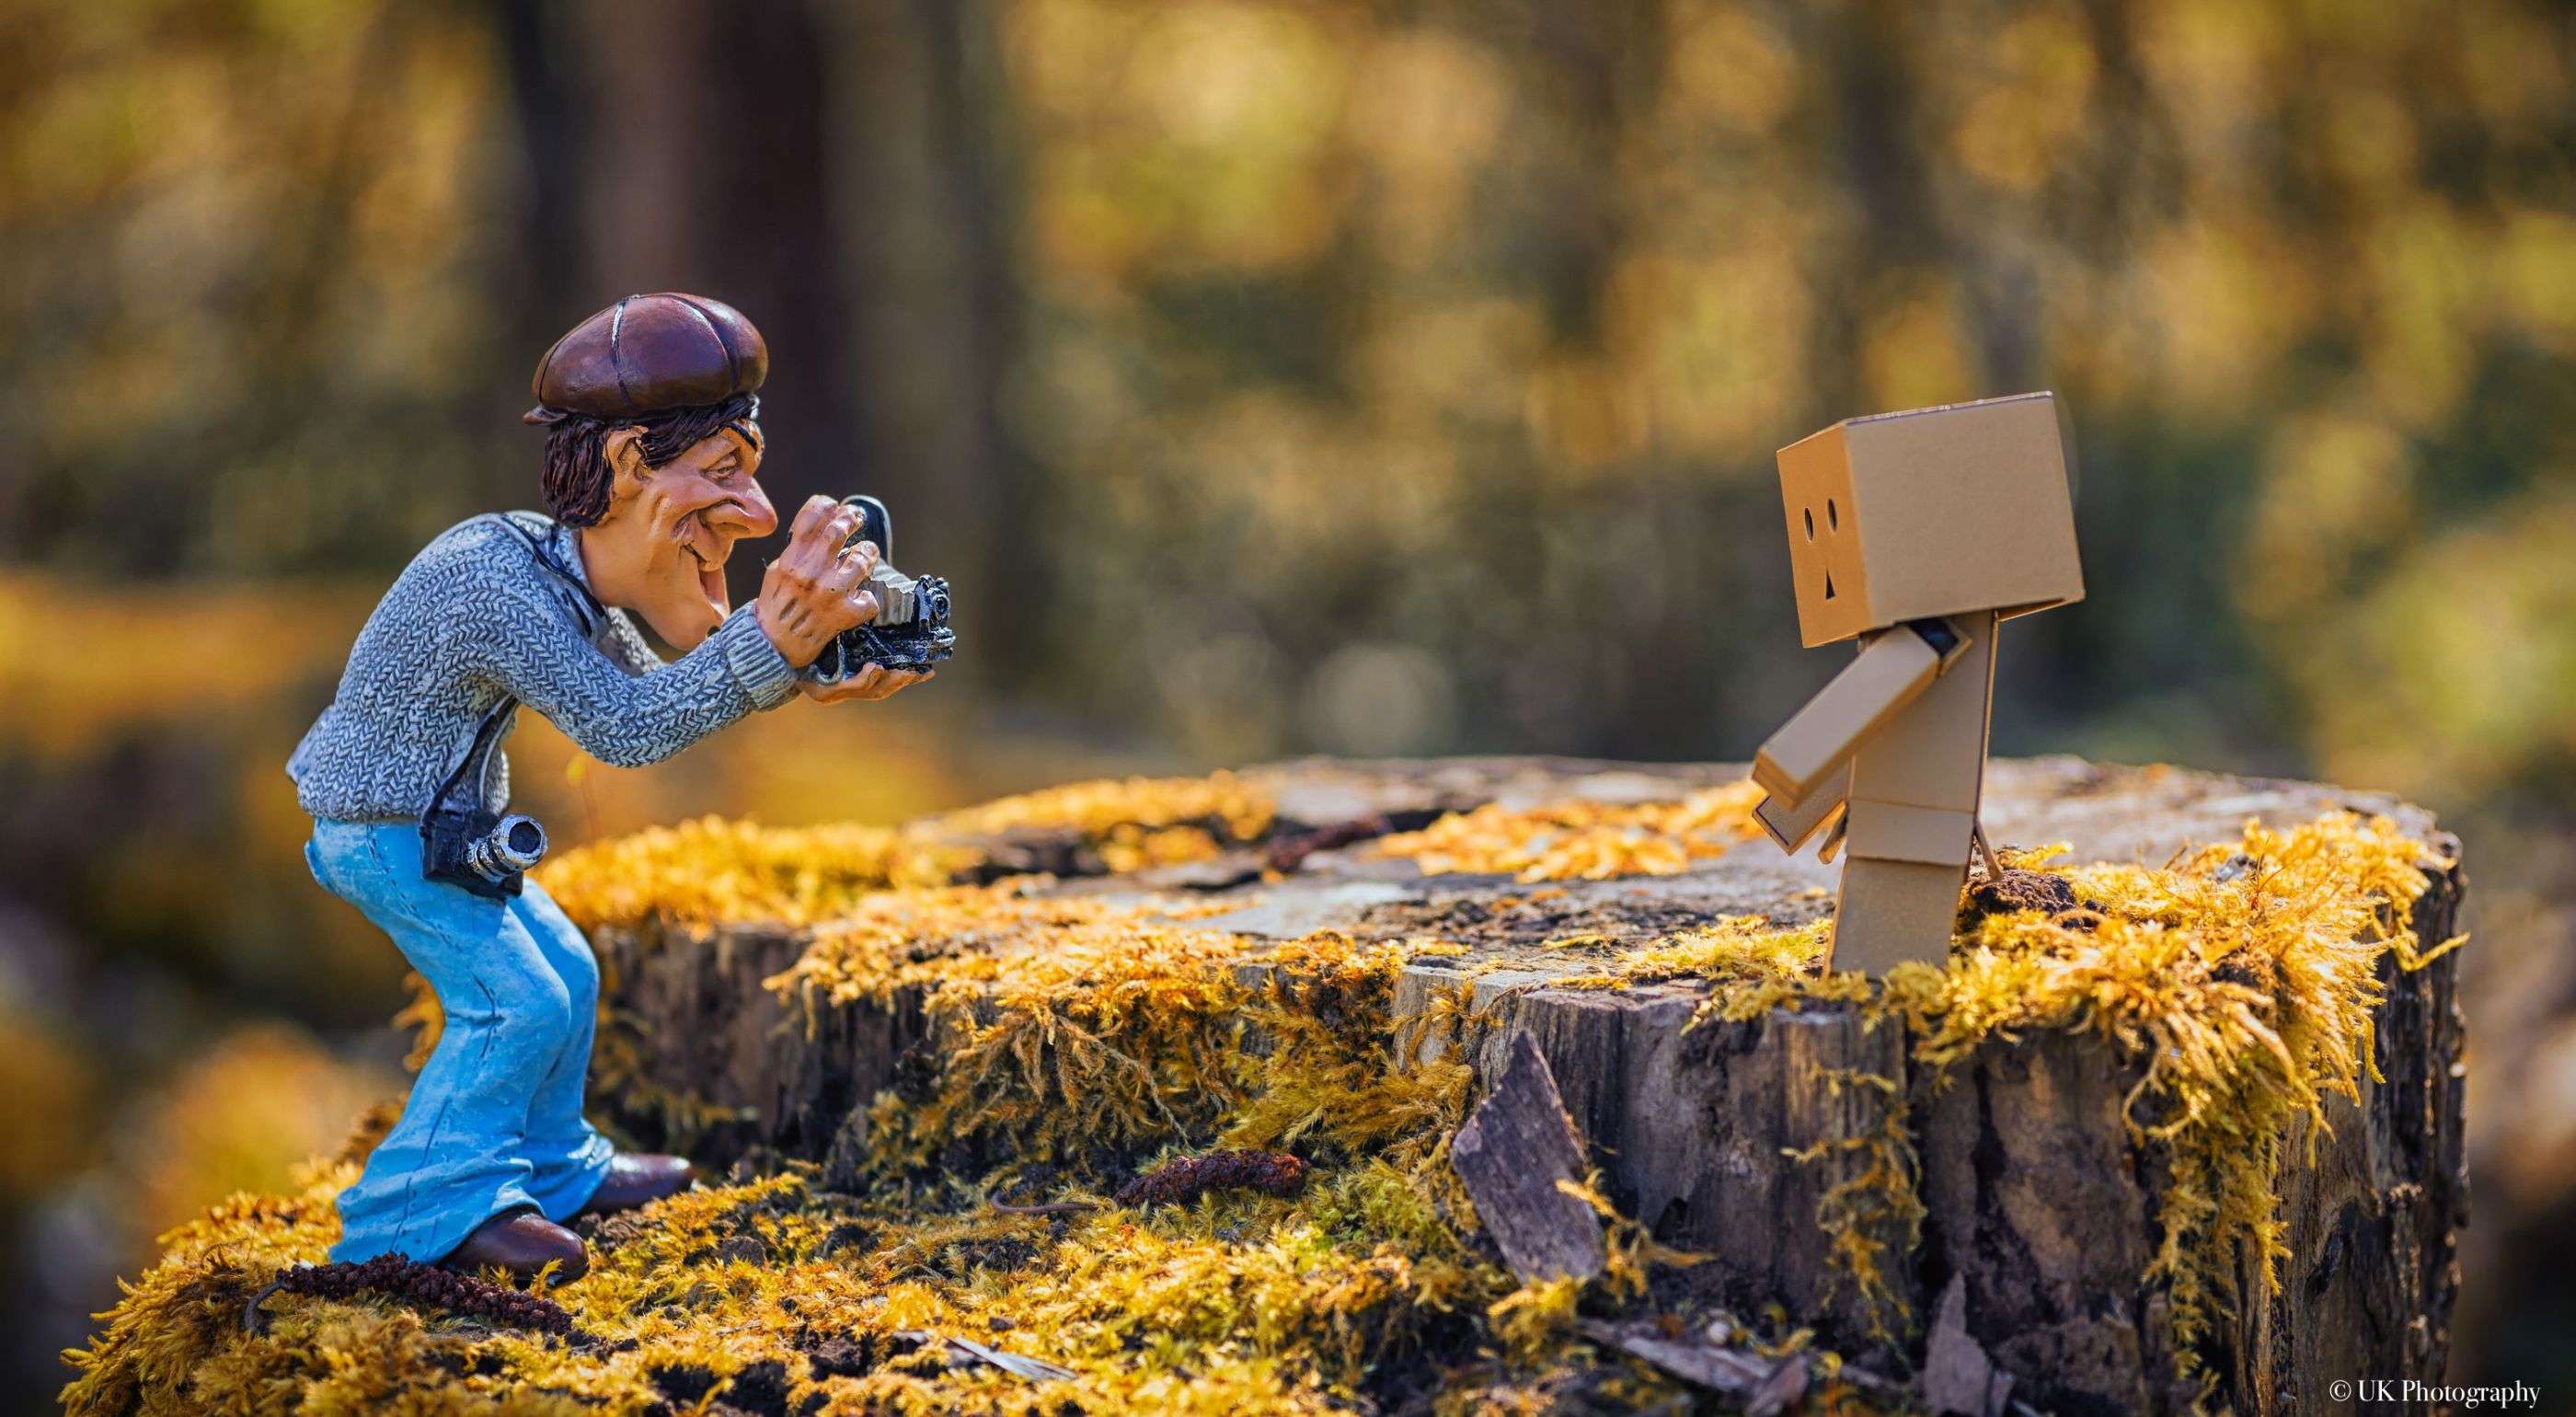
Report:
420,693,523,898
500,513,608,635
420,514,602,889
425,693,522,826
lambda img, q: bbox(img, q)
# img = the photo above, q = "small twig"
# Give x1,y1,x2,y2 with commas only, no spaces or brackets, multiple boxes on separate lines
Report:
236,1255,575,1336
1972,822,2007,881
1266,814,1393,873
896,1330,1078,1382
241,1279,288,1335
991,1201,1099,1215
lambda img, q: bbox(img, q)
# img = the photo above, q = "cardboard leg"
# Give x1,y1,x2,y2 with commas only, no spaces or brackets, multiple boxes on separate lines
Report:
1828,855,1966,973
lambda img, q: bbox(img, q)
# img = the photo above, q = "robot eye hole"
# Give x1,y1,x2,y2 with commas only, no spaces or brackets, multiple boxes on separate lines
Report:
1826,498,1839,531
1802,508,1815,540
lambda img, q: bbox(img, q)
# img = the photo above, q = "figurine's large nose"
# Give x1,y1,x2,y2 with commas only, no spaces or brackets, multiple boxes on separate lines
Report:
710,477,780,539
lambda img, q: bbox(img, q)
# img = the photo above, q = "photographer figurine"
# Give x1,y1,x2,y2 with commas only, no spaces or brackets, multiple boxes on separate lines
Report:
286,294,932,1284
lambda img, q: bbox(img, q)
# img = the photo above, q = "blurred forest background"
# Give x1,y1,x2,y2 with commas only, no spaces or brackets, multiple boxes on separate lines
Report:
3,0,2574,1406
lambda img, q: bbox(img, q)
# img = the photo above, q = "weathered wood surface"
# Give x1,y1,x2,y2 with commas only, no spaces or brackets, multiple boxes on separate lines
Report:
590,755,2467,1417
1923,1275,2017,1416
1449,1032,1606,1285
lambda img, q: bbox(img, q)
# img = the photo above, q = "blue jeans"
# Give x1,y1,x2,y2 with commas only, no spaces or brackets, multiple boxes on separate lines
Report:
305,819,615,1263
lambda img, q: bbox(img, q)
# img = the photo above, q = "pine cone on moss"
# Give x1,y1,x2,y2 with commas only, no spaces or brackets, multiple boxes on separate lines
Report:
243,1254,577,1336
1113,1150,1310,1208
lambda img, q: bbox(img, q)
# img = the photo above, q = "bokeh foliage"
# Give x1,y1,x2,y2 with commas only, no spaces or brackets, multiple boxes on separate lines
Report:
2,0,2574,1407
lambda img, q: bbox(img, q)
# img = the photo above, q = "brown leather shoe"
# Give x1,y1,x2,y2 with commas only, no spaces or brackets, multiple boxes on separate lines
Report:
443,1209,589,1285
575,1153,696,1217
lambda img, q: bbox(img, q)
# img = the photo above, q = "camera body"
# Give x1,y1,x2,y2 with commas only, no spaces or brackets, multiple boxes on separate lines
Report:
807,494,958,682
422,805,548,900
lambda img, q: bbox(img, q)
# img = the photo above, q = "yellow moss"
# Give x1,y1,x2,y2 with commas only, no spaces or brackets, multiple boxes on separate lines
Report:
868,919,1265,1176
538,771,1274,933
1373,780,1766,882
1555,1169,1705,1305
767,880,1251,1012
1686,811,2455,1380
1485,1274,1585,1365
538,815,974,933
72,777,2456,1413
926,770,1273,871
1224,933,1478,1166
67,898,1697,1413
60,1165,359,1417
506,772,1288,1160
1554,913,1833,990
64,1154,1541,1414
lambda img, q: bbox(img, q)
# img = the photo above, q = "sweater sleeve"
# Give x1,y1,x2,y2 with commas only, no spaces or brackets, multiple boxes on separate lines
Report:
460,583,798,768
596,606,670,676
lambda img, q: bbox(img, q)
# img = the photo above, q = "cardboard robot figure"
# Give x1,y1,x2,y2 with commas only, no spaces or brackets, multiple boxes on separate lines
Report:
1749,392,2084,974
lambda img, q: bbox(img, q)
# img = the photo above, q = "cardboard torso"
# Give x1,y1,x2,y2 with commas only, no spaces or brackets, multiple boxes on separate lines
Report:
1841,611,1999,866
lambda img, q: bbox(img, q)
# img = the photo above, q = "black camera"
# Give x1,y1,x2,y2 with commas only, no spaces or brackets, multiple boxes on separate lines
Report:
422,805,548,900
807,494,958,682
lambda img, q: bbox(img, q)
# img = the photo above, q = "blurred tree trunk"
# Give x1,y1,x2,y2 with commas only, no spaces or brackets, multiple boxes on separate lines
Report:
492,0,583,341
824,0,1041,683
1478,0,1679,755
585,0,862,547
493,0,1030,673
1791,0,1935,421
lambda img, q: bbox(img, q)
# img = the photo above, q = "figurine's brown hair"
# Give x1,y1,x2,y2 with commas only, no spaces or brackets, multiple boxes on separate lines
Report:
538,392,761,527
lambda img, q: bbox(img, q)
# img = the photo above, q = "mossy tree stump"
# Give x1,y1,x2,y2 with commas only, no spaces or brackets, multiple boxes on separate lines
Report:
589,756,2466,1417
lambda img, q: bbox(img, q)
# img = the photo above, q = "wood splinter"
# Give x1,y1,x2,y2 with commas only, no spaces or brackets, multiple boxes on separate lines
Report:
1449,1032,1605,1285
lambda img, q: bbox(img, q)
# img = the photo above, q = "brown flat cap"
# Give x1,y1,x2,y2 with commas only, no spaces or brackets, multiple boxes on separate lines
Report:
523,293,768,425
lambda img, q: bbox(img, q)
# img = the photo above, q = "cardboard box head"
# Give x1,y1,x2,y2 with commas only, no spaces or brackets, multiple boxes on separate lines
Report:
1776,391,2083,647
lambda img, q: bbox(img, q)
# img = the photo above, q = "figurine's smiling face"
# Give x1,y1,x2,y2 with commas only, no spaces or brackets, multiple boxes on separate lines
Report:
581,420,780,649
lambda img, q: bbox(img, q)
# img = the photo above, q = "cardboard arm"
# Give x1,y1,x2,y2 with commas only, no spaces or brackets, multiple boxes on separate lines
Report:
1752,621,1968,804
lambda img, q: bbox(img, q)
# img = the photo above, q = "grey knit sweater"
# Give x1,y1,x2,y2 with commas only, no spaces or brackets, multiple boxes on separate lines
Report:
287,512,798,824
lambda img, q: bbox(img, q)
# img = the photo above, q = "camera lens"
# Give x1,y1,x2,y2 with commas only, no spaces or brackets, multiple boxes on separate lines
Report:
468,813,548,880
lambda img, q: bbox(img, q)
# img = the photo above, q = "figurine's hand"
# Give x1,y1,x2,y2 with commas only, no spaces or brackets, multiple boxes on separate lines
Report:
798,663,934,704
757,497,882,667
